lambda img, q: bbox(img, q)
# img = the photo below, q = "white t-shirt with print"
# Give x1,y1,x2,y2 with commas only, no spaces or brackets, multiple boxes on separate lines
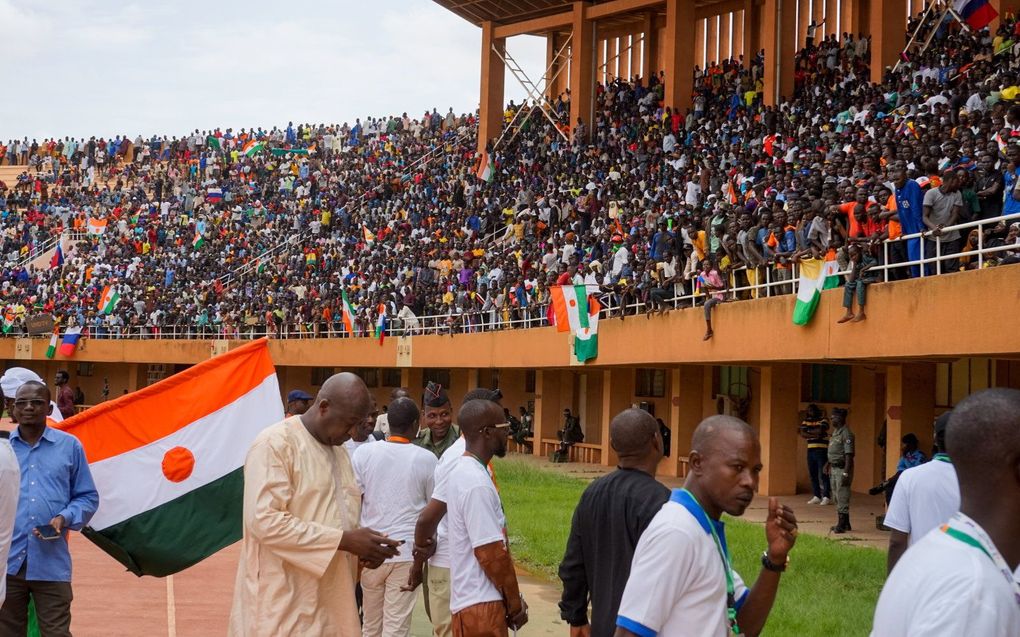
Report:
430,435,466,568
444,455,507,615
352,440,437,562
0,440,19,607
883,458,959,544
616,491,749,637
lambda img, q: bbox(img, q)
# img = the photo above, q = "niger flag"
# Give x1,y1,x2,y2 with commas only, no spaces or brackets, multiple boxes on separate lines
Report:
56,339,284,576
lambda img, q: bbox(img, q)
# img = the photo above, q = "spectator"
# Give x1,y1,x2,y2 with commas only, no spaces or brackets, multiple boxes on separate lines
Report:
53,371,75,420
798,404,831,506
554,409,584,462
284,389,313,417
414,383,459,459
837,243,878,323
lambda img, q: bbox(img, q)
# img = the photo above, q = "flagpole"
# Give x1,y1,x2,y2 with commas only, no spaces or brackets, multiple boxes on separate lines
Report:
166,575,177,637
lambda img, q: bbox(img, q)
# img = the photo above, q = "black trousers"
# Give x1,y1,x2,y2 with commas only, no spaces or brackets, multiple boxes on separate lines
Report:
0,565,73,637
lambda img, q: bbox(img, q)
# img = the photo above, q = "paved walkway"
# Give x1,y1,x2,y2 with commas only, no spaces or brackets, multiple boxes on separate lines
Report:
64,456,890,635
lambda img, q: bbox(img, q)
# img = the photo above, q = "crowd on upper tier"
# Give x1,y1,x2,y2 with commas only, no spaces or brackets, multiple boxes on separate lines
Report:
2,9,1020,339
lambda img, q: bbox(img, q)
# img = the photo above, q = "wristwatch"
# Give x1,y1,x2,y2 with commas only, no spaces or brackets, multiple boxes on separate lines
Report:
761,551,789,573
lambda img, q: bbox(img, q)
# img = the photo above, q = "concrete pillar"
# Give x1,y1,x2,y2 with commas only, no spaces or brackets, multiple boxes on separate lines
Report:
533,370,560,457
478,21,505,153
743,0,762,66
709,16,719,65
466,369,479,392
720,13,732,61
756,364,801,495
126,363,141,393
599,369,634,467
734,10,745,60
841,0,862,37
798,0,810,49
814,0,825,25
694,19,705,70
825,0,839,37
546,34,561,101
763,0,796,105
569,1,596,140
885,363,936,477
849,366,885,492
661,366,705,477
870,0,907,84
619,34,631,80
641,12,657,81
664,0,697,113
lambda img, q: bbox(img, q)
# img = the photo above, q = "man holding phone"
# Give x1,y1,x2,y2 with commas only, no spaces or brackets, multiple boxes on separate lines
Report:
0,380,99,637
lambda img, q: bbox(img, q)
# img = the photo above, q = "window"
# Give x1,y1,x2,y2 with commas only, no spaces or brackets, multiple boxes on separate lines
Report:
423,369,451,389
525,370,536,393
382,369,403,388
635,369,666,398
76,362,94,377
311,367,334,386
351,368,379,388
801,364,851,404
715,366,750,400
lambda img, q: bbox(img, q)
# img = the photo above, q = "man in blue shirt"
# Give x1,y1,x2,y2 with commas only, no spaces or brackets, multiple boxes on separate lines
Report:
893,163,924,278
0,381,98,637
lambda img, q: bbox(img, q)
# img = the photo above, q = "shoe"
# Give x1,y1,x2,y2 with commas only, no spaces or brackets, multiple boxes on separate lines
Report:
820,497,831,506
831,513,851,534
807,496,821,505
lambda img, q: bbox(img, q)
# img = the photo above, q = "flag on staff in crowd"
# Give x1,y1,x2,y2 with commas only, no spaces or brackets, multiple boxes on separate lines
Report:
206,135,221,151
45,327,59,359
2,307,15,334
192,230,205,251
363,225,376,243
50,243,64,269
59,326,82,356
550,285,591,333
268,147,309,157
305,251,317,267
375,305,387,345
475,151,494,182
98,286,120,315
953,0,998,30
54,339,284,577
574,295,601,363
87,218,108,235
242,140,265,157
206,188,224,203
792,257,840,326
341,290,356,335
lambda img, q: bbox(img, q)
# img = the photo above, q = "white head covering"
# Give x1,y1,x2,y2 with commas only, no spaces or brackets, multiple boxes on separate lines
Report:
0,367,63,423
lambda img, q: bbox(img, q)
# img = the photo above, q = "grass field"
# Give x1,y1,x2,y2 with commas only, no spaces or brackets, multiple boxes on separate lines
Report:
494,456,886,637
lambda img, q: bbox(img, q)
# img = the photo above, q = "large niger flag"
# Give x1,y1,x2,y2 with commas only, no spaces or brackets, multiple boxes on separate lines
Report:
792,258,840,326
56,339,284,576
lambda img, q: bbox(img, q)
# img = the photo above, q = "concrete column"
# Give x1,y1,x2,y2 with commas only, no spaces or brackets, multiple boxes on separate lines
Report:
641,12,657,81
546,34,561,101
533,370,560,457
884,363,936,477
757,364,801,496
763,0,796,105
569,1,596,139
720,13,732,61
814,0,825,25
825,0,839,37
869,0,907,84
743,0,762,66
841,0,862,37
661,366,705,477
466,369,479,392
849,366,885,491
599,369,634,467
733,10,745,60
478,21,506,153
664,0,697,113
798,0,810,49
619,34,631,81
709,16,719,65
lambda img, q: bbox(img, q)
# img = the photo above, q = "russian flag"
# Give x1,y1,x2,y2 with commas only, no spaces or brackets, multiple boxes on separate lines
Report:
50,243,64,269
59,326,83,357
954,0,998,30
206,188,224,203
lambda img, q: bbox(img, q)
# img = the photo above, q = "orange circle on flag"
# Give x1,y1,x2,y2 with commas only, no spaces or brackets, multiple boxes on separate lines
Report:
162,447,195,483
569,299,576,307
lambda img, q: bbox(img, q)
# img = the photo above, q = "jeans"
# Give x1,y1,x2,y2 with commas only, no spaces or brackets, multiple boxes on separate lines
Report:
807,448,830,499
924,237,962,275
842,279,871,309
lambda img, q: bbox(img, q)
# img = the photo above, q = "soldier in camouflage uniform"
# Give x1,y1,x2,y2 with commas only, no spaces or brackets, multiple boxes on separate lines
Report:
826,408,855,533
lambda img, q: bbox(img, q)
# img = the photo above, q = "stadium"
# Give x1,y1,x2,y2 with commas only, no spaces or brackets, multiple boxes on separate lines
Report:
1,0,1020,635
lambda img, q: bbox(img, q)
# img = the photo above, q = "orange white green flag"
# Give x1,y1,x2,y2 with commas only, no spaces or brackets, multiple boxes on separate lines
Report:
55,339,283,576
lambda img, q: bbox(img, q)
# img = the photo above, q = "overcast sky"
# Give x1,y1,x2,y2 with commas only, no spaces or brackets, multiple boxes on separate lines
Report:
1,0,546,140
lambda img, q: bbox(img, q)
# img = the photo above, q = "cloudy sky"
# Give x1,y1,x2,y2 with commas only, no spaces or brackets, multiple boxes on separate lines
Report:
1,0,546,140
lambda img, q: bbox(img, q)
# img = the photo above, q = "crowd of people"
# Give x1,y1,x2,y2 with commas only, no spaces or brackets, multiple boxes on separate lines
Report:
3,13,1020,343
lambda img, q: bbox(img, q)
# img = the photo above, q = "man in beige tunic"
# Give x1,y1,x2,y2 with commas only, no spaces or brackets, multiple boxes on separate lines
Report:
229,373,400,636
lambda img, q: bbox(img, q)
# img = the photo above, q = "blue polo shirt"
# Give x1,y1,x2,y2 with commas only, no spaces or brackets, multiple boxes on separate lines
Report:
895,180,925,235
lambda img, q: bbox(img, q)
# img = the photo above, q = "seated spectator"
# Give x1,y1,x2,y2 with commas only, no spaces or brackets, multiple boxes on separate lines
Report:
838,243,879,323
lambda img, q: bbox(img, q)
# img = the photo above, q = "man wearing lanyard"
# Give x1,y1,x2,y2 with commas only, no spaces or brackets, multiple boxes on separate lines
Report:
615,415,799,637
352,397,437,637
883,412,959,573
444,399,527,636
871,389,1020,635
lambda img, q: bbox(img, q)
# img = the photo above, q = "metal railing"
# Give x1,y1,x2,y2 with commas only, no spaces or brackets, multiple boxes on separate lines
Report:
2,212,1018,341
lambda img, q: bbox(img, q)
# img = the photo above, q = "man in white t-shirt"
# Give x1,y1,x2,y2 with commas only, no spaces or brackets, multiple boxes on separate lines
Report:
616,416,799,637
0,438,19,607
353,397,437,637
871,389,1020,636
444,398,527,636
884,412,959,573
373,388,410,439
343,402,378,458
405,388,503,637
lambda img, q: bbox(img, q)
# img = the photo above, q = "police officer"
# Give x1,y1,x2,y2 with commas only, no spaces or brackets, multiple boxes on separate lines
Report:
825,407,855,533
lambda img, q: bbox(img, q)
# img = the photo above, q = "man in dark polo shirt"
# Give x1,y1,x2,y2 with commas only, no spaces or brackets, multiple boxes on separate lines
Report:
798,403,831,506
558,409,670,637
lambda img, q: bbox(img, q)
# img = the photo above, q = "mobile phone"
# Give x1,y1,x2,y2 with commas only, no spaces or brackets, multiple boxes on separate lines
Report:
35,524,61,540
